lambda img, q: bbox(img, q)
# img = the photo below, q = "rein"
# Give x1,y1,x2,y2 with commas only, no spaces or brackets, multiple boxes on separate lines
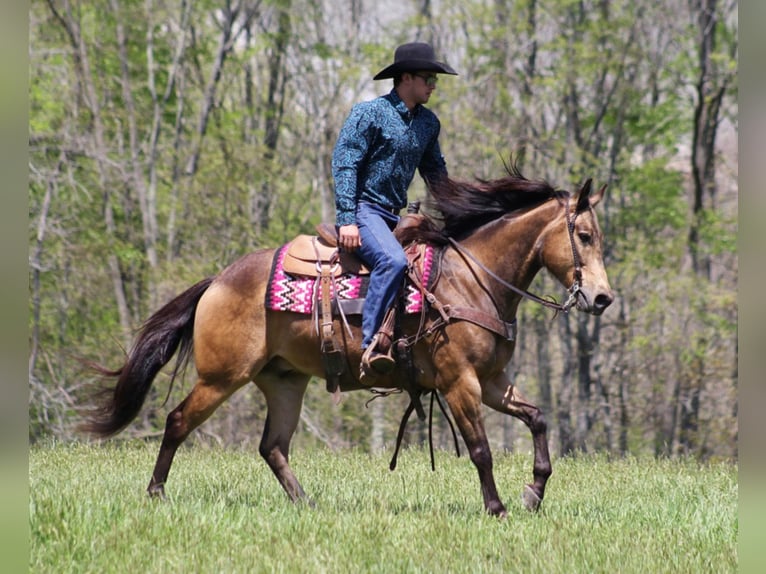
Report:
447,196,583,314
374,197,585,472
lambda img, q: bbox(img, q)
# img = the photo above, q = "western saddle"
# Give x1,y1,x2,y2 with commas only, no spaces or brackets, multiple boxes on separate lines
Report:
279,209,429,395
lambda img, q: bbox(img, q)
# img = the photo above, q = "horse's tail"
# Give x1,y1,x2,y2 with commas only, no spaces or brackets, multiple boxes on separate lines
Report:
80,276,215,438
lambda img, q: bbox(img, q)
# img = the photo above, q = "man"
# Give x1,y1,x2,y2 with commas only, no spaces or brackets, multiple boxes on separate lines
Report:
332,41,458,378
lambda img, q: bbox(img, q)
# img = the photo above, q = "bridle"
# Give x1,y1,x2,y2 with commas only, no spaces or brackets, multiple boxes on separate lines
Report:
447,195,584,313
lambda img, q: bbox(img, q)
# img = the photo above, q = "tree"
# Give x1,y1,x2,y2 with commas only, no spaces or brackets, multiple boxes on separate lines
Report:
29,0,737,460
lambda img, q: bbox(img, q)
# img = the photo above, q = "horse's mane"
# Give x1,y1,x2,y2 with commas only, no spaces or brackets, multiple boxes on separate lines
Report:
399,161,566,245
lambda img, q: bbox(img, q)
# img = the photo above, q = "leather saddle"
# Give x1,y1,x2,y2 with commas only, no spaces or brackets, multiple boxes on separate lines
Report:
284,217,430,395
281,214,427,278
281,224,369,278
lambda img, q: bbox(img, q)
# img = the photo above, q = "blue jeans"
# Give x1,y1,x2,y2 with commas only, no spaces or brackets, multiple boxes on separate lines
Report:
354,201,408,349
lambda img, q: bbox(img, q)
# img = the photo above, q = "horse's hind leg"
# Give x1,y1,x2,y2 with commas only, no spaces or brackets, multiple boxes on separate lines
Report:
256,372,311,504
148,377,246,498
482,373,552,511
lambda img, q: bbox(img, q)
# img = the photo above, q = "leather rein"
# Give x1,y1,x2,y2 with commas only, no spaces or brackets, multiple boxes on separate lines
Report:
447,195,583,315
383,197,584,472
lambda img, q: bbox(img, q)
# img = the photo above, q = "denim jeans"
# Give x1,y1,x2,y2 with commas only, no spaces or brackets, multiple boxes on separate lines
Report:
354,201,408,349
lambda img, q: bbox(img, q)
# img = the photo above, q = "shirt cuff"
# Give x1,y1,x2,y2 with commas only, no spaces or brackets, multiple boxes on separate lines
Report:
336,211,356,226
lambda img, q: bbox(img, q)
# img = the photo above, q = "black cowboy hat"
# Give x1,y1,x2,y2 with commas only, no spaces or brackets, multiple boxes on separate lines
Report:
373,42,458,80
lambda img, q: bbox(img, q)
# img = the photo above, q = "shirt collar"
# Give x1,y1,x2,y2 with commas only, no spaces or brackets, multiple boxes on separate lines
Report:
385,88,420,118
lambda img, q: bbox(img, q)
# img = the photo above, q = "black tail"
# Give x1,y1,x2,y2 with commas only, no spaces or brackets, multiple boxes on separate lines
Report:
81,276,215,438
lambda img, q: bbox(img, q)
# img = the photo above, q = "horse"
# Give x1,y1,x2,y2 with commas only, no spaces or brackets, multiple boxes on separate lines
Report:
82,165,613,518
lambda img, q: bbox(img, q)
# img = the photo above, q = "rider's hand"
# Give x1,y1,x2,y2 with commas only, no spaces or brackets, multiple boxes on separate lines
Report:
338,224,361,252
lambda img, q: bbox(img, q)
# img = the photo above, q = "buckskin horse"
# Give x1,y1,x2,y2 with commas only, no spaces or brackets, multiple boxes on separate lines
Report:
82,165,613,517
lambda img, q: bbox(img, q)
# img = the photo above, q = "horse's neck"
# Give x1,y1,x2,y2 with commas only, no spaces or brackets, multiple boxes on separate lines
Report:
443,201,558,314
464,215,546,285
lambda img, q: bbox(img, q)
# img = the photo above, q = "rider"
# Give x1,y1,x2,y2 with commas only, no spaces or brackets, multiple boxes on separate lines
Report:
332,41,458,378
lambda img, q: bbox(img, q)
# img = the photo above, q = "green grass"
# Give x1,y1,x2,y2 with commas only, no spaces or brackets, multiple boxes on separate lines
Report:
30,442,737,573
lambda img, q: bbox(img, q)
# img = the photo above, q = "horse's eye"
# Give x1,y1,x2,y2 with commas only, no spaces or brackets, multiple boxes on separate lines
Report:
578,232,592,245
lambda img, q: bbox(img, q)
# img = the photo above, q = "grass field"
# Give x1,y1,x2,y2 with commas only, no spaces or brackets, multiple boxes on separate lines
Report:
30,441,737,573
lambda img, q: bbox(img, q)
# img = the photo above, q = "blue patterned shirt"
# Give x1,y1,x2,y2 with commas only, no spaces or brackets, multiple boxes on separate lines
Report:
332,89,448,226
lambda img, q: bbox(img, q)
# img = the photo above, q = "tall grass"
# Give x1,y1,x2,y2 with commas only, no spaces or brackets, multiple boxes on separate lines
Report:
30,442,737,573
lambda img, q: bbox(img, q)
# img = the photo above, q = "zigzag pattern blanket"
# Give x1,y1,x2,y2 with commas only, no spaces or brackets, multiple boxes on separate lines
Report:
265,243,435,315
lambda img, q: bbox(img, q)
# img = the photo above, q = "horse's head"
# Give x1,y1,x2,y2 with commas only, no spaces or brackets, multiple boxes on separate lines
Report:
542,179,614,315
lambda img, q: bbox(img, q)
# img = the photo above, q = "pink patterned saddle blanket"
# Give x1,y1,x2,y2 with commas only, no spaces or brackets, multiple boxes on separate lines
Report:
265,240,436,315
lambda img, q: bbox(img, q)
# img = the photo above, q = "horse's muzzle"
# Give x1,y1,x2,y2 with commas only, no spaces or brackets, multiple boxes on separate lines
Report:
578,289,614,315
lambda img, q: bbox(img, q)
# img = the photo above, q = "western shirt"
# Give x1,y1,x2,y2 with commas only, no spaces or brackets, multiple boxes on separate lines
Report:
332,89,447,226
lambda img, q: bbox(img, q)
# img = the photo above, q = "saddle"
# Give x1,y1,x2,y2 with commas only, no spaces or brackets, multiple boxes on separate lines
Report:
280,215,427,278
276,214,430,395
281,226,370,278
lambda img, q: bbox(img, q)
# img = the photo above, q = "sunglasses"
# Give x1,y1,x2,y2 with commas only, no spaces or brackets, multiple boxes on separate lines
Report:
412,73,438,87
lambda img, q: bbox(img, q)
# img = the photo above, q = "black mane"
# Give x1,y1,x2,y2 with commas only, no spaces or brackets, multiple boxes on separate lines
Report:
400,162,566,245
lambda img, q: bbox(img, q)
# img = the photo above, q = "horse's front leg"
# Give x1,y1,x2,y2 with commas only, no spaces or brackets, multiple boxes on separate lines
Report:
482,373,552,511
442,374,507,517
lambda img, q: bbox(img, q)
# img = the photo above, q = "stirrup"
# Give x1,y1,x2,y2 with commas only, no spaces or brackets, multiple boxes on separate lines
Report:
361,335,396,375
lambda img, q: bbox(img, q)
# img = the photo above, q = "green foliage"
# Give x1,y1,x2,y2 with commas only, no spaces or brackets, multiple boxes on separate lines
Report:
28,0,737,461
625,96,691,151
610,160,688,267
30,443,737,573
696,207,738,257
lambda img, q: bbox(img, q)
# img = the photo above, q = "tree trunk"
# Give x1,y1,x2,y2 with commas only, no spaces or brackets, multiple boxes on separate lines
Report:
688,0,733,278
185,1,258,176
683,0,735,454
145,0,191,265
575,315,593,451
255,0,291,233
557,317,576,455
533,313,553,428
111,0,160,304
658,366,681,457
47,0,133,345
29,162,59,378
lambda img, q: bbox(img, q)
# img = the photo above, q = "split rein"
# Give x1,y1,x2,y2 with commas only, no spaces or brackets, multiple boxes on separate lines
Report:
375,197,584,473
448,196,583,315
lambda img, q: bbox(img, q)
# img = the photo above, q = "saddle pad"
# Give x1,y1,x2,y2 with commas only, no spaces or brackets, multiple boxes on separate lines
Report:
265,243,435,315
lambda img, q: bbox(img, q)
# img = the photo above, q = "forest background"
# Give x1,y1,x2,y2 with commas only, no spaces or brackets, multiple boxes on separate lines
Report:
28,0,738,461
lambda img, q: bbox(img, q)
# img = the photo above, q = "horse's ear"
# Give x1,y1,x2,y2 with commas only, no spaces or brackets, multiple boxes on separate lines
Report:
575,178,593,213
575,179,606,212
590,183,607,207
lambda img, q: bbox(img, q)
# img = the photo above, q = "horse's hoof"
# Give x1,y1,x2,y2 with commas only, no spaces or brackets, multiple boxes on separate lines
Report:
297,497,317,509
521,484,542,512
147,485,167,500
